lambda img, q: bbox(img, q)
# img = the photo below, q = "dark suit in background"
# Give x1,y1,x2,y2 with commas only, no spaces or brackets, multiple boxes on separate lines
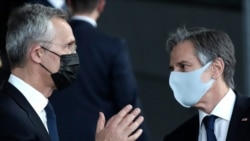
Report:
50,18,150,141
0,83,51,141
164,93,250,141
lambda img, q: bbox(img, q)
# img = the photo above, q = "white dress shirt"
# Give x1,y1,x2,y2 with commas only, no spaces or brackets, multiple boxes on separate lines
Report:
8,74,49,131
71,15,97,27
47,0,65,9
198,88,236,141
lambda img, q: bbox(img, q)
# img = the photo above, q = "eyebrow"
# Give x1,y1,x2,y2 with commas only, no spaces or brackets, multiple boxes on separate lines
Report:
176,60,190,65
169,60,190,69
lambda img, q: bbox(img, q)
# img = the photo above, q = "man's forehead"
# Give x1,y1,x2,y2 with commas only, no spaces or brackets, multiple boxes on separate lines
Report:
51,18,75,45
170,42,196,59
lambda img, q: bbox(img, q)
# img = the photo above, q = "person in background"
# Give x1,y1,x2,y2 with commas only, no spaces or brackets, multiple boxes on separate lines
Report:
0,3,144,141
164,27,250,141
50,0,150,141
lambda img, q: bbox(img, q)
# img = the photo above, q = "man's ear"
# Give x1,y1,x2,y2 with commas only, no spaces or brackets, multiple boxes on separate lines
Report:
30,44,43,64
211,58,224,79
97,0,106,13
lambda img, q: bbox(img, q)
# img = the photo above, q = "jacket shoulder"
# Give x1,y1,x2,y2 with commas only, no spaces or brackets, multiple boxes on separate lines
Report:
163,114,199,141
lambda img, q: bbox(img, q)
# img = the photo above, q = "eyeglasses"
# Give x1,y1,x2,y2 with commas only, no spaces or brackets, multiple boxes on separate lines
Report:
40,41,77,54
41,46,61,57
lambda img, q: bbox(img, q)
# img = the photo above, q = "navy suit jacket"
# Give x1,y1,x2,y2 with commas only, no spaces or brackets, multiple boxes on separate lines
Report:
164,92,250,141
0,82,51,141
50,19,150,141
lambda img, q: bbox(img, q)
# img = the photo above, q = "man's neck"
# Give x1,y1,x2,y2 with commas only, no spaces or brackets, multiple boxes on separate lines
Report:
73,11,99,21
195,80,229,114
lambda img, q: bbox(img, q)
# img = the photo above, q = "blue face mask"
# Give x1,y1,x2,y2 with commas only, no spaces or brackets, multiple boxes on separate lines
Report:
169,62,214,108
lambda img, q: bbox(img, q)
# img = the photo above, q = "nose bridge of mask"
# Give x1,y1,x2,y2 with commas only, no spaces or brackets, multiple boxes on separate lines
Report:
170,61,212,82
51,53,80,90
59,53,79,67
169,62,212,90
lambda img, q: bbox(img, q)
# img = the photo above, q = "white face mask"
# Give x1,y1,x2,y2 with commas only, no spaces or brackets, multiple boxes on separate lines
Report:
169,62,214,108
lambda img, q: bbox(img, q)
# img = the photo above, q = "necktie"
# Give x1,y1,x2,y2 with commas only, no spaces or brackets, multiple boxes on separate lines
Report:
45,102,59,141
203,115,217,141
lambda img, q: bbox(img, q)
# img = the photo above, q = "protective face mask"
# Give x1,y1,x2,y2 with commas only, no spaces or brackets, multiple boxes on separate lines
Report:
51,53,79,89
169,62,214,108
40,47,80,89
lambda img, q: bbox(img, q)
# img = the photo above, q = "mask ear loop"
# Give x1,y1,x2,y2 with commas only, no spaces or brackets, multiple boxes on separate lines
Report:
39,46,61,74
39,63,53,74
203,61,215,81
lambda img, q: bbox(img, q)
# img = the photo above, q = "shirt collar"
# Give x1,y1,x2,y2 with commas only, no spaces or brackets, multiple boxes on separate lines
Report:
47,0,65,9
198,88,236,126
8,74,48,114
71,15,97,27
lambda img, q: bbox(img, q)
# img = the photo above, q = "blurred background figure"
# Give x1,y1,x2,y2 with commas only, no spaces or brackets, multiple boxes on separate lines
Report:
50,0,151,141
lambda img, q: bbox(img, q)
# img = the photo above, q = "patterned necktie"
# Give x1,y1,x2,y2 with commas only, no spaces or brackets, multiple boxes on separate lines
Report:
203,115,217,141
45,102,59,141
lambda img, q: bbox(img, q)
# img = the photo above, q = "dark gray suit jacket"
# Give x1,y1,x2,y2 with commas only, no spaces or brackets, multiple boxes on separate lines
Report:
0,82,51,141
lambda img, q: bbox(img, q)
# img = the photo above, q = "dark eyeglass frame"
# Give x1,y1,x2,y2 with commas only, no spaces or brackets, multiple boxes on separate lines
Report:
40,46,61,57
39,41,77,54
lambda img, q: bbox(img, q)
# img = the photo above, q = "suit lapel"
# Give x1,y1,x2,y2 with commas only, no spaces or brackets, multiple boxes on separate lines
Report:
226,93,250,141
6,83,51,141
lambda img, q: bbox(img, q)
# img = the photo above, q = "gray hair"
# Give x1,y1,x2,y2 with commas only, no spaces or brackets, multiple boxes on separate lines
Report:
6,4,67,68
166,27,236,88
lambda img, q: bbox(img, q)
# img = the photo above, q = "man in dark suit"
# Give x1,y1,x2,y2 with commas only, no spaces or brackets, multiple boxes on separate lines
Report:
50,0,150,141
0,3,144,141
164,27,250,141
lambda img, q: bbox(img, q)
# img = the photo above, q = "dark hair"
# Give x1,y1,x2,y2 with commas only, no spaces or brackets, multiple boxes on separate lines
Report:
69,0,99,13
166,27,236,88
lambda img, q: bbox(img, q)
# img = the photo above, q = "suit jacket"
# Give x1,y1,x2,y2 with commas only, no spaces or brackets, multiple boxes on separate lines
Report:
0,82,51,141
50,19,150,141
164,92,250,141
